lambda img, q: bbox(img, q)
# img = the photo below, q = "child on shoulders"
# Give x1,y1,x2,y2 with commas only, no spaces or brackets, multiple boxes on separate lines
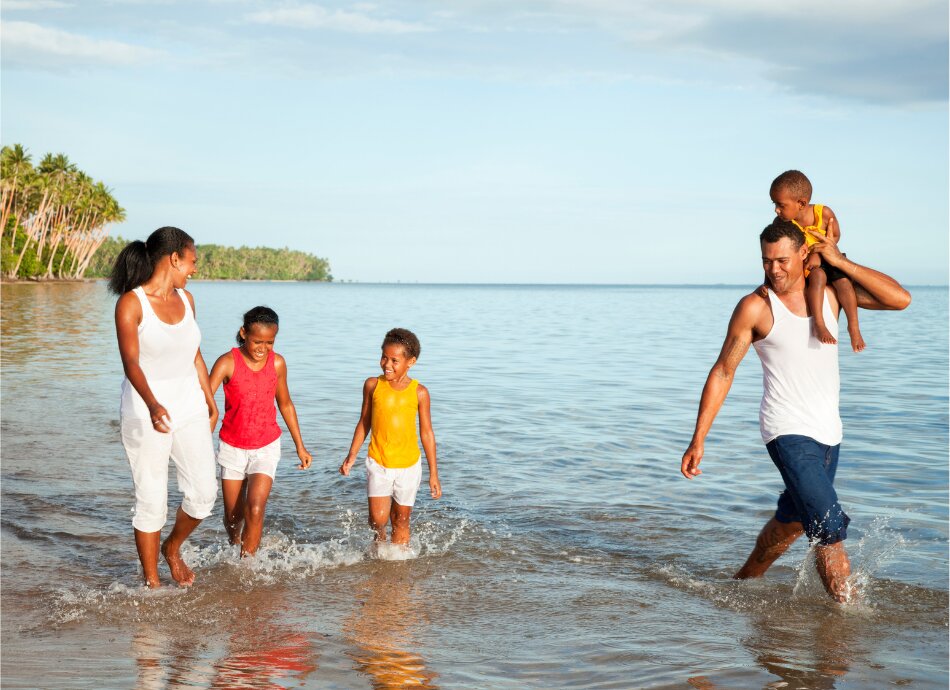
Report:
769,170,865,351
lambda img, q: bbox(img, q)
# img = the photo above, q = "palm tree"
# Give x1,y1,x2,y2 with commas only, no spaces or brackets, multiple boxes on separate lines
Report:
1,144,34,244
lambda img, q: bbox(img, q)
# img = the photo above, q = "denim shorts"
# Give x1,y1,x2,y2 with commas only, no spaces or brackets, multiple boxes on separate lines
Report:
766,434,850,545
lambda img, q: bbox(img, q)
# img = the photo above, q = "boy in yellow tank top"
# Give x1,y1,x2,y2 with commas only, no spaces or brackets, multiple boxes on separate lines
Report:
770,170,866,352
340,328,441,551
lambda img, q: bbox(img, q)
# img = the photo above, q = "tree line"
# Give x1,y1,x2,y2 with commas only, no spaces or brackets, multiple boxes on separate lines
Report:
86,237,333,281
1,144,125,279
2,143,333,282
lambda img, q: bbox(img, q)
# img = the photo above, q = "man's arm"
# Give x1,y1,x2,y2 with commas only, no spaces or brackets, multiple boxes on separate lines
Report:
808,222,911,311
681,295,761,479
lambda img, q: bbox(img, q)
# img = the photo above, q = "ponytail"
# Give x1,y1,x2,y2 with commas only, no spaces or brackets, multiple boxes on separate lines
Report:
108,226,195,295
108,240,151,295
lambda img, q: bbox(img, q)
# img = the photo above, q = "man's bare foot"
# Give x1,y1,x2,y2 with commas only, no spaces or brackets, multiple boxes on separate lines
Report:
143,573,162,589
161,539,195,587
849,326,866,352
814,323,837,345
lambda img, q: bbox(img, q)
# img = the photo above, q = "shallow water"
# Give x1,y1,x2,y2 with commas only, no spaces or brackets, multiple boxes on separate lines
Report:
2,281,947,689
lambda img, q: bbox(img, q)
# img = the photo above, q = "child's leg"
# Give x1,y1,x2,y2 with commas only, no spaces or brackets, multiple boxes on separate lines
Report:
807,267,836,344
368,496,392,541
221,478,247,545
832,275,865,352
390,502,413,545
240,473,274,556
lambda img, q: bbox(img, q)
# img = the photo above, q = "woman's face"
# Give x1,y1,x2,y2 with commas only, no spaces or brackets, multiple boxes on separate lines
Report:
172,244,197,287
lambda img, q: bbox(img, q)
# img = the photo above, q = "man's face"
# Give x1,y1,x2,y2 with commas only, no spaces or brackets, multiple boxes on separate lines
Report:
761,237,807,293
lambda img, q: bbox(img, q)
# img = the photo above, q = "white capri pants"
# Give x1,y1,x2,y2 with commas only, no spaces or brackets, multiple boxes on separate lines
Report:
121,416,217,532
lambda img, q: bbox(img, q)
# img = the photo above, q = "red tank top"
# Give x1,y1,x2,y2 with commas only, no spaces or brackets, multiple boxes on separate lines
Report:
219,348,281,449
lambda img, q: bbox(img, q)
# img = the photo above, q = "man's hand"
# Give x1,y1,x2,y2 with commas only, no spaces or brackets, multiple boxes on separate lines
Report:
681,442,704,479
339,456,356,476
807,219,844,266
296,447,313,470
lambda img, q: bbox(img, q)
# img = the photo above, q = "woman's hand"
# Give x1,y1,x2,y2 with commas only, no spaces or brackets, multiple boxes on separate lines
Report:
148,403,172,434
297,446,313,470
429,475,442,499
339,456,356,476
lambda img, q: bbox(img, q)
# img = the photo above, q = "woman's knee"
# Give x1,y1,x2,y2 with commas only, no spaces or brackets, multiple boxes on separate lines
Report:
132,498,168,532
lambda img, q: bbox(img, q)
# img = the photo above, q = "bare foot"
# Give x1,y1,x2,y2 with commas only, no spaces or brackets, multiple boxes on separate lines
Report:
143,572,161,589
849,326,866,353
161,539,195,587
814,323,837,345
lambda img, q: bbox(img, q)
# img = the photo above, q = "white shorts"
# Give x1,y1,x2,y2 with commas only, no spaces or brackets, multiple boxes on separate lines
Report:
121,415,217,533
366,456,422,507
217,437,281,481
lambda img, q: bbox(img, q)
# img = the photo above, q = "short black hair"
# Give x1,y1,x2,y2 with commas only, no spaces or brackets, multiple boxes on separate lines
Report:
237,306,279,345
760,218,805,248
382,327,420,360
770,170,812,201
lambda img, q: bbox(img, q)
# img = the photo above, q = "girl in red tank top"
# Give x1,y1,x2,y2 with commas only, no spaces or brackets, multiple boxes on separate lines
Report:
209,306,313,557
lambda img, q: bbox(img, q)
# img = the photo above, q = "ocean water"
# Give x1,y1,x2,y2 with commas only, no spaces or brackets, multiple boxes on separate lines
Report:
1,281,947,689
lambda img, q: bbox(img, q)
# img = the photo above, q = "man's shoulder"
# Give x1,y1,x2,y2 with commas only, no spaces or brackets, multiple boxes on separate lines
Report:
736,289,770,317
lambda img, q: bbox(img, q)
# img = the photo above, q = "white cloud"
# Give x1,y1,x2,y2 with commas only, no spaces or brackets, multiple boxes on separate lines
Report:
2,1,73,9
1,21,162,70
245,2,430,34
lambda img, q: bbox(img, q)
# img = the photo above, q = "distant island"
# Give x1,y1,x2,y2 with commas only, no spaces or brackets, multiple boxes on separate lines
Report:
2,143,332,282
86,237,333,282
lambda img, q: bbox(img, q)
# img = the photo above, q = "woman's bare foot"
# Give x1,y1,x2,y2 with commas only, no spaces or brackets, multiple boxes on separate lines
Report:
143,572,162,589
161,539,195,586
814,323,837,345
849,326,866,352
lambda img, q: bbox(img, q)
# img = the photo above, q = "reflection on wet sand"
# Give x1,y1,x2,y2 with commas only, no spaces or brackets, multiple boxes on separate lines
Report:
343,562,439,689
687,602,853,689
132,588,318,689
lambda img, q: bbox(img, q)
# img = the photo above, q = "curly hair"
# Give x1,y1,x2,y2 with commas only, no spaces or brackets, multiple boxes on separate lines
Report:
760,218,805,248
770,170,812,201
382,327,421,360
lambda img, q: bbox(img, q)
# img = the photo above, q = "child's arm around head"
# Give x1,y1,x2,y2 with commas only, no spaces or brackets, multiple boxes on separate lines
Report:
339,376,378,476
417,383,441,499
274,354,312,469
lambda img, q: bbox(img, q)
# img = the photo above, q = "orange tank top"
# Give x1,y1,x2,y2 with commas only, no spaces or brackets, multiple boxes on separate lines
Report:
792,204,825,247
368,377,421,468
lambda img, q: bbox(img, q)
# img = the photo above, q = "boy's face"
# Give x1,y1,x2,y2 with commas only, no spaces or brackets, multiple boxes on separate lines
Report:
770,189,806,222
380,343,416,383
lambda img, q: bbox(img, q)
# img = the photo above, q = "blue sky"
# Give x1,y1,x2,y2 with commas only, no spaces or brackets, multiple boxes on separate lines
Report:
2,0,947,283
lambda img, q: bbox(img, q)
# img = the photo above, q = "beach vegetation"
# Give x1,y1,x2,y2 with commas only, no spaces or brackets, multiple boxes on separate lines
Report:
1,144,125,280
86,237,333,282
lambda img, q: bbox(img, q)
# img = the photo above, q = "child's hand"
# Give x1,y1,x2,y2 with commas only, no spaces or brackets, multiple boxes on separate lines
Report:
805,251,821,271
339,456,356,476
429,475,442,499
296,447,312,470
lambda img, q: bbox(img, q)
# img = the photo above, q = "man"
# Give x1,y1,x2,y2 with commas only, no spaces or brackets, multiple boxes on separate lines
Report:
680,217,910,602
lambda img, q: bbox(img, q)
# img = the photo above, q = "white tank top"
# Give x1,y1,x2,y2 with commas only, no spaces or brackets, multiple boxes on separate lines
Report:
751,288,842,446
119,287,206,424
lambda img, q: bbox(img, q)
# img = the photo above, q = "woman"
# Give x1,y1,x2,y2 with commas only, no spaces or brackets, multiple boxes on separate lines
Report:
110,226,218,587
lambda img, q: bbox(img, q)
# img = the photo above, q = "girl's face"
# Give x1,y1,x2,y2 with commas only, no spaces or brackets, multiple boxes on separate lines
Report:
380,343,415,383
240,323,278,363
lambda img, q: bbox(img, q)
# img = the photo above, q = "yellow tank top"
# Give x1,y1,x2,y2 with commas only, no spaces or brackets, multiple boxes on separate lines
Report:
368,377,421,469
792,204,825,247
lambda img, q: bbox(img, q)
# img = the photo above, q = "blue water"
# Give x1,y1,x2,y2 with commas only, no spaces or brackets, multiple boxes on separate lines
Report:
1,281,947,688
